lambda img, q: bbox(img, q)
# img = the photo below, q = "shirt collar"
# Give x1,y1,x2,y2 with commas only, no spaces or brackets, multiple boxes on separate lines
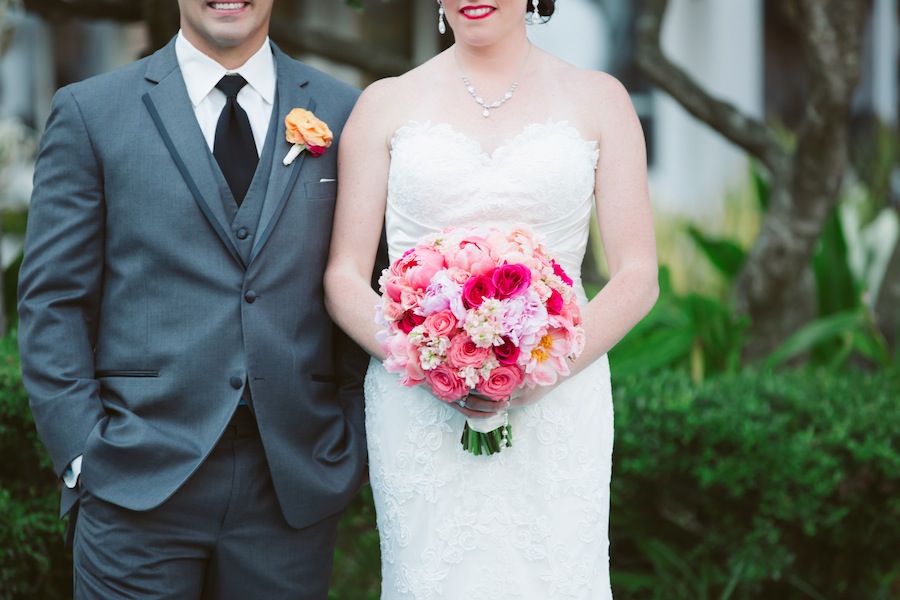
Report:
175,31,276,107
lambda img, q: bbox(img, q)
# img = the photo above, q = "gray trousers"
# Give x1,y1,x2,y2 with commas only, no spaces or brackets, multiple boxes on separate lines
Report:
73,407,342,599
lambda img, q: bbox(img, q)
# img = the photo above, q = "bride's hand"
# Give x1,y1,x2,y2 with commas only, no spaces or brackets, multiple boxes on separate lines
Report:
507,385,551,410
450,393,509,419
450,386,552,418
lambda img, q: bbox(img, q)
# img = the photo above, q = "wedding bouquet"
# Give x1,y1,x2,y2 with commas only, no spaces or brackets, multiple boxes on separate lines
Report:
376,225,585,455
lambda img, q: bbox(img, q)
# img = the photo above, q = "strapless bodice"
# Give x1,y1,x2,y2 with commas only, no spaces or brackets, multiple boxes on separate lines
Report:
385,121,599,300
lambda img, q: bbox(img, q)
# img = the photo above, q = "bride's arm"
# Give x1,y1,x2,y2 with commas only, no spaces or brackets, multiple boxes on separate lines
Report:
575,72,659,372
483,71,658,412
324,80,398,361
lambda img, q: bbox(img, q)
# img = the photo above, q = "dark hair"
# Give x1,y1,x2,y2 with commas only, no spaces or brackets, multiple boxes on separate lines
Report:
526,0,556,20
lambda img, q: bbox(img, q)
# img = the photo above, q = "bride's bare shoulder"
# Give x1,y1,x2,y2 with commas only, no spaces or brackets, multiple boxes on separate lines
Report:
356,52,450,128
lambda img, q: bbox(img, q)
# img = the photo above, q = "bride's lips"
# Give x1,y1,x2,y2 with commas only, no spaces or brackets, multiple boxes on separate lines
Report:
207,1,250,14
460,5,497,20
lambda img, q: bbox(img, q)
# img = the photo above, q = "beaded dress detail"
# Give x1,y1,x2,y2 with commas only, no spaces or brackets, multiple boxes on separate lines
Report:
366,121,613,599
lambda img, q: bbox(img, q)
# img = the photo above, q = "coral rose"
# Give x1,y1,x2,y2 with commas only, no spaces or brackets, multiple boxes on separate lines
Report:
475,364,524,401
425,365,468,402
446,334,491,368
285,108,333,149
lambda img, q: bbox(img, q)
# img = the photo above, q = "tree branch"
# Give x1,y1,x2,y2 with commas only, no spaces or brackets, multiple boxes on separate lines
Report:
23,0,142,21
269,21,413,79
634,0,789,176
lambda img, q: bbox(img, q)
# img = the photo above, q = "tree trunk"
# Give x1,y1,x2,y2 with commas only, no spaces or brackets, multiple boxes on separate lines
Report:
635,0,867,360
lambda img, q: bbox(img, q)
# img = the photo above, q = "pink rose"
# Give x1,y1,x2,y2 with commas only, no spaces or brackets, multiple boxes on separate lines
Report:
461,276,496,308
398,310,425,334
423,310,458,339
380,299,405,323
552,260,574,287
546,288,564,315
446,334,491,368
450,238,495,276
475,364,524,401
492,263,531,299
425,365,468,402
493,337,521,365
400,288,424,311
445,266,471,284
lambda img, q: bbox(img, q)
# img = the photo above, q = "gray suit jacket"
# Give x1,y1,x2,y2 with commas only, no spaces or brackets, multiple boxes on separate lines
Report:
17,39,367,529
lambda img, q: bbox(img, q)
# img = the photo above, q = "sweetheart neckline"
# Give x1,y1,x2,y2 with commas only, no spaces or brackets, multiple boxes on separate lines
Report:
390,120,599,162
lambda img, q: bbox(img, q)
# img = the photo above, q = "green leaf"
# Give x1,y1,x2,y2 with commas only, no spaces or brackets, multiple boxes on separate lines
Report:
686,226,746,281
764,310,865,369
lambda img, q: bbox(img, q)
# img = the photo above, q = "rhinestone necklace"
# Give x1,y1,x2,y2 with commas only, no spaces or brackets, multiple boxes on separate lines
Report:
457,43,532,118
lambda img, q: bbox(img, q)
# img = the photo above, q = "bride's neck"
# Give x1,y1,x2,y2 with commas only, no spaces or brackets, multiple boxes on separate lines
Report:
453,35,532,80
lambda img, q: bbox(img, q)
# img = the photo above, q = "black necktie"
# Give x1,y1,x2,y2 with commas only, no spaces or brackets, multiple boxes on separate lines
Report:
214,75,258,206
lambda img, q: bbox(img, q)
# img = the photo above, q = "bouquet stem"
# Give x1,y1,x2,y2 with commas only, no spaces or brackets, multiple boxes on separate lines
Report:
461,421,512,456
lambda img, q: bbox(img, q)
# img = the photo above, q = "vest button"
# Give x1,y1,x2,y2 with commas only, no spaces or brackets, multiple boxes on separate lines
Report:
230,376,243,390
244,290,257,303
236,227,249,240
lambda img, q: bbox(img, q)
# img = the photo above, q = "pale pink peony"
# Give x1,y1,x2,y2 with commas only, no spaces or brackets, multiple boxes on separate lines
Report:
449,237,496,276
383,333,425,385
393,247,445,291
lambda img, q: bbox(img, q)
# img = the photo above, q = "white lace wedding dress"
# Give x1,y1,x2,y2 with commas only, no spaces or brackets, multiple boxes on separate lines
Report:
365,121,614,599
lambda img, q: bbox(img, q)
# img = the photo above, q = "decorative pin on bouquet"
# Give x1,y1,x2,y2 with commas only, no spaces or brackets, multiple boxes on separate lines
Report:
376,225,585,455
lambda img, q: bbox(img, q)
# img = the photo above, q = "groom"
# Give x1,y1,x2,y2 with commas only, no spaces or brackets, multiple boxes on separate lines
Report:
17,1,368,597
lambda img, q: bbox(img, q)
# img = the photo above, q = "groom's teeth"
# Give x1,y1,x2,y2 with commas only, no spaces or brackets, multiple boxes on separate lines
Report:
211,2,245,9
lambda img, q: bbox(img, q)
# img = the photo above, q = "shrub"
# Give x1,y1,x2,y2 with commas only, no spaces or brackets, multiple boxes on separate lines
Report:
0,336,70,600
5,333,898,599
610,367,900,599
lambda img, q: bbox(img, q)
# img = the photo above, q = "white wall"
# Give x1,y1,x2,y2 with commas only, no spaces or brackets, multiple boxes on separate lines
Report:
651,0,764,220
527,0,608,70
527,0,765,224
871,0,899,126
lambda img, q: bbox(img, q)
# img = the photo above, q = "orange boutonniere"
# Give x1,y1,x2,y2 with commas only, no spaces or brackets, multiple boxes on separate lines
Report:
282,108,333,166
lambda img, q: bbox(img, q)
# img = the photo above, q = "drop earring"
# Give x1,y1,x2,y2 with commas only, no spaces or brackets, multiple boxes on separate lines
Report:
438,1,446,35
530,0,540,24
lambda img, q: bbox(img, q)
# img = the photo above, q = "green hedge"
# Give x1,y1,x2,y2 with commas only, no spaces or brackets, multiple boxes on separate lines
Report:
2,336,898,598
0,337,70,600
610,368,900,599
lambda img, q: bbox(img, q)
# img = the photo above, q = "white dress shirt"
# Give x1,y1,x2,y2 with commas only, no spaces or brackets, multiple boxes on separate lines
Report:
63,33,277,490
175,30,276,155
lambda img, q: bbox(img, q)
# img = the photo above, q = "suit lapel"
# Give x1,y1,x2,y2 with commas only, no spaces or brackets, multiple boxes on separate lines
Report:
250,47,313,264
142,41,245,268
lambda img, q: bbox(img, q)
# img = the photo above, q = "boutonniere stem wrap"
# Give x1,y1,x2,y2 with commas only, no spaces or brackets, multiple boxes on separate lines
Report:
282,108,333,165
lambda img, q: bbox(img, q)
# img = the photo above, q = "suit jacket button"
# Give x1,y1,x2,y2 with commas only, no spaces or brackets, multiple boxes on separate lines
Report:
236,227,249,240
244,290,257,303
230,376,242,390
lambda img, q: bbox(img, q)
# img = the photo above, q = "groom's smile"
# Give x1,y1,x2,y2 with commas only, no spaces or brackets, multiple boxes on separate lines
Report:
208,2,250,15
178,0,273,68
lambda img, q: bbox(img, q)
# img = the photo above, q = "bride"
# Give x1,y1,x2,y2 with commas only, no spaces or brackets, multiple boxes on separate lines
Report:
324,0,657,597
